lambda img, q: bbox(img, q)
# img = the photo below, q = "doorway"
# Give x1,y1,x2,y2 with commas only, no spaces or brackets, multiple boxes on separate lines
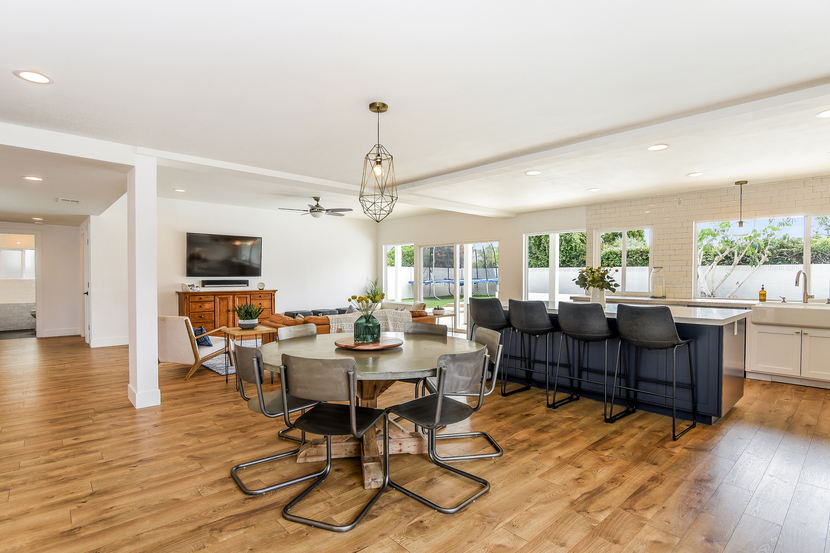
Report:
0,233,37,340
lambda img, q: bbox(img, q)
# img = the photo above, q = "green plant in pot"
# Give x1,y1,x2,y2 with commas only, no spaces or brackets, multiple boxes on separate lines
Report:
235,303,263,330
433,304,446,315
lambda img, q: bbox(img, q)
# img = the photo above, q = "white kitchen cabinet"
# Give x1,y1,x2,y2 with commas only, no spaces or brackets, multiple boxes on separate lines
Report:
750,324,802,377
750,323,830,382
801,328,830,380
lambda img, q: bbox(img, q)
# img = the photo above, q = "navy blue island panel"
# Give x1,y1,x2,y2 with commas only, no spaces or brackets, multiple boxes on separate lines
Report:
495,304,747,424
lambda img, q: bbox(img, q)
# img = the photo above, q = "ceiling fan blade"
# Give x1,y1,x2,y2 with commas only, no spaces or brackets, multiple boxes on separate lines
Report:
300,212,310,216
326,208,353,213
279,208,309,212
327,212,345,217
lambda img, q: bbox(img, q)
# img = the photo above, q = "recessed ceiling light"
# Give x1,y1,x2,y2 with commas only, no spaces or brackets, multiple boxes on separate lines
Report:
525,170,542,176
14,70,52,84
647,144,669,151
687,172,703,177
587,188,601,192
174,188,186,192
23,176,42,181
815,109,830,119
32,217,43,221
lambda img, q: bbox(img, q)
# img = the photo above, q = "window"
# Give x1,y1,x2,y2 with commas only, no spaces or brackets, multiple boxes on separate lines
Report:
0,249,35,279
598,229,650,294
526,231,586,307
383,244,415,302
696,216,805,299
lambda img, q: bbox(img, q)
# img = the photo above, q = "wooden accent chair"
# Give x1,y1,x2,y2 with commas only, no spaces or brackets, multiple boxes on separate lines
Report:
157,316,228,380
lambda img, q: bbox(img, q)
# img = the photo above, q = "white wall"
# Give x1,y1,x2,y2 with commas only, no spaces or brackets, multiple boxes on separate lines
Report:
88,195,129,347
376,206,586,301
0,222,81,337
157,198,378,316
585,175,830,299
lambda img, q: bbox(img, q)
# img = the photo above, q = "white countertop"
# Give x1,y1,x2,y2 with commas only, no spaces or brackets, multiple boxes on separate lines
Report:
570,295,756,309
551,303,749,326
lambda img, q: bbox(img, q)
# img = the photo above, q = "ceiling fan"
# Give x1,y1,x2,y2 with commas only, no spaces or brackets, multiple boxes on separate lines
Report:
279,197,353,218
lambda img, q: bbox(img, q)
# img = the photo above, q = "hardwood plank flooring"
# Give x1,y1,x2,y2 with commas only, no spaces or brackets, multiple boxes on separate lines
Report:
3,336,830,552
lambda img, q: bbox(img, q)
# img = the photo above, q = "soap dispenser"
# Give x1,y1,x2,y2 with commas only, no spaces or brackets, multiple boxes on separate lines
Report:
759,285,766,302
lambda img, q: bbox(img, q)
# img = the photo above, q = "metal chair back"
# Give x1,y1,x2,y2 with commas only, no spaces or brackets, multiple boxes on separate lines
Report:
278,323,317,341
508,299,554,335
557,301,612,342
404,321,448,336
472,327,503,396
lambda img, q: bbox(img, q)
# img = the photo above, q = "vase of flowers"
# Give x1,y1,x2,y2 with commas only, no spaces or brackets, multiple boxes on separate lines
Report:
348,290,385,343
573,266,619,308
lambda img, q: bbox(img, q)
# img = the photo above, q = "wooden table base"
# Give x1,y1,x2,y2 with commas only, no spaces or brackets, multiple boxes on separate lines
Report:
295,379,427,489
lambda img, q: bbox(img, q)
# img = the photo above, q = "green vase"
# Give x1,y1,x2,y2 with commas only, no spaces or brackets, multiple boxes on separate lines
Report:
354,314,381,343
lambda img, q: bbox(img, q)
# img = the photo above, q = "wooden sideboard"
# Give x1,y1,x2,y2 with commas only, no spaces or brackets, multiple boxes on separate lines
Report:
176,290,276,331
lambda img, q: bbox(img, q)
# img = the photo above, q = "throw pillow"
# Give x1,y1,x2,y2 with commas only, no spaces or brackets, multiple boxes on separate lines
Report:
410,310,428,318
193,326,212,347
346,304,357,314
294,314,304,320
412,302,426,311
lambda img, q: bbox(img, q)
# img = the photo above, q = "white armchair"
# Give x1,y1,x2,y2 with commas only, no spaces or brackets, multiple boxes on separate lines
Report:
158,316,228,380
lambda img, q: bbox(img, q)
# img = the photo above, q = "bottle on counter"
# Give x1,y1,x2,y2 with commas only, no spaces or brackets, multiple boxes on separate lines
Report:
759,285,766,302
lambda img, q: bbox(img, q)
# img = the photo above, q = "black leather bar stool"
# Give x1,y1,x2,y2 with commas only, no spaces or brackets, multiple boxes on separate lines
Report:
609,304,697,441
502,299,556,396
469,297,511,376
548,302,617,420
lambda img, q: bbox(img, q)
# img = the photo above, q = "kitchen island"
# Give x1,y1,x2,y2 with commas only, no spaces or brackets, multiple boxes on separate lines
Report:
497,304,748,424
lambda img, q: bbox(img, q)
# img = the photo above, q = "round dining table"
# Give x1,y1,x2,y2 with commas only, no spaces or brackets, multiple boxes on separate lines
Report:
259,331,485,489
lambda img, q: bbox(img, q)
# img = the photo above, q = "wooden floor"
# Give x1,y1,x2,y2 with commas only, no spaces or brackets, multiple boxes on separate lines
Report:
2,336,830,553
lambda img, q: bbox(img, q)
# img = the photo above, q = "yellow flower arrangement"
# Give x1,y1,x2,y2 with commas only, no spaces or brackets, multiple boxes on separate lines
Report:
573,265,619,292
347,291,385,318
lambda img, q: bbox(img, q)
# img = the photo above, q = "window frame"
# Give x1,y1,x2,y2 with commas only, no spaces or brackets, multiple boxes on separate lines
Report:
523,229,587,306
693,214,816,300
0,248,36,280
592,227,653,297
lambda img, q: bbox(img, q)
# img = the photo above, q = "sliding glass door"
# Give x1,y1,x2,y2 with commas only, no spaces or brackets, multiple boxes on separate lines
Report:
420,241,499,332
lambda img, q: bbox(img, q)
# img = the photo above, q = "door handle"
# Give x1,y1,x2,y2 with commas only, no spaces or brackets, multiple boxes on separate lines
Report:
83,291,89,295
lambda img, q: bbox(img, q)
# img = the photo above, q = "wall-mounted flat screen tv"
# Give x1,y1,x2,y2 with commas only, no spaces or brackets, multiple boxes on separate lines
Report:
186,233,262,277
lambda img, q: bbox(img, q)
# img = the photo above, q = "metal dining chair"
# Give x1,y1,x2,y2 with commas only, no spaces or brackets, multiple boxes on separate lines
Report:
387,348,491,514
422,327,504,461
404,321,448,336
279,354,389,532
229,345,319,495
277,323,317,340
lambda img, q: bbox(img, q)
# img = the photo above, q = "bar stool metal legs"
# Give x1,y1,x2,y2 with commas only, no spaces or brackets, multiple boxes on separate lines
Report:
548,334,613,414
501,329,552,396
607,340,697,440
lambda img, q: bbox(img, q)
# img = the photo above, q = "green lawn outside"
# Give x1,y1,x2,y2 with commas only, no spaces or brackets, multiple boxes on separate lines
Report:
400,294,495,309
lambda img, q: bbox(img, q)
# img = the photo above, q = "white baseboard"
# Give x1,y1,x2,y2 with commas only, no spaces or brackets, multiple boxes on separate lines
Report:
746,371,830,390
39,327,81,338
90,336,129,348
128,384,161,409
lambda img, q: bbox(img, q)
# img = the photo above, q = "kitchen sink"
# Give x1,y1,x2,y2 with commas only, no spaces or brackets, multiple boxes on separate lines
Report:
751,302,830,329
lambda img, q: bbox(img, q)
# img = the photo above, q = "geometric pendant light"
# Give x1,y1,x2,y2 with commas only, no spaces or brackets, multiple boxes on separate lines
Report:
359,102,397,222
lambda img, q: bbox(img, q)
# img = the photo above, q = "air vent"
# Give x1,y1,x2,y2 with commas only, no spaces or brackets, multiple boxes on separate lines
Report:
57,198,81,204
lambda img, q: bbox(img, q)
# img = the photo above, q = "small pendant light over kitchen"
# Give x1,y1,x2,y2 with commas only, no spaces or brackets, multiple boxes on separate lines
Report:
359,102,397,222
735,180,747,228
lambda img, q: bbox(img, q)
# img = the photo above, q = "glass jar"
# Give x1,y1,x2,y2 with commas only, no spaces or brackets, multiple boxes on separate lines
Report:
650,267,666,298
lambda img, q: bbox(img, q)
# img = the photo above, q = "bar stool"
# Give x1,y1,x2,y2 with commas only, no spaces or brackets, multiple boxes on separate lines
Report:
608,304,697,441
469,297,511,377
548,302,617,420
502,299,556,396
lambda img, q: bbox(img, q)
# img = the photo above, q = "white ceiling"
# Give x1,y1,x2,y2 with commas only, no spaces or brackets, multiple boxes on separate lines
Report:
2,1,830,225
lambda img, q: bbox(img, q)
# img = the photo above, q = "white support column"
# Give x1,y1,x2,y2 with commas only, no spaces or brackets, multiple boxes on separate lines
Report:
549,234,559,308
127,155,160,409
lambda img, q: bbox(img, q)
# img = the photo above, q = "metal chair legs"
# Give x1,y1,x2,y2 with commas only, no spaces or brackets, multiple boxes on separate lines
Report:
282,417,390,532
389,426,490,514
432,429,503,461
607,341,697,440
230,429,321,495
501,330,551,397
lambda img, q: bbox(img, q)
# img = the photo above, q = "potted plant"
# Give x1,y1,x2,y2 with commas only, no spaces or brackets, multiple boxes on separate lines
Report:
347,290,385,343
235,303,264,329
432,304,446,315
573,266,619,307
